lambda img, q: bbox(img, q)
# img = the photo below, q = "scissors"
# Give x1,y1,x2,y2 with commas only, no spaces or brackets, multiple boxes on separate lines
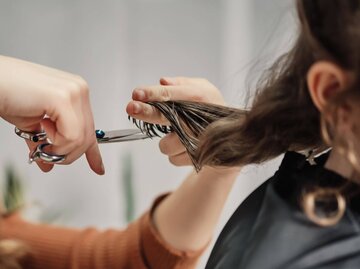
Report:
15,127,149,164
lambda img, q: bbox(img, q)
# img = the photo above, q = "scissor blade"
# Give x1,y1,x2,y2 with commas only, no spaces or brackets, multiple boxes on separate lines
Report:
97,129,149,143
99,133,150,143
104,129,142,138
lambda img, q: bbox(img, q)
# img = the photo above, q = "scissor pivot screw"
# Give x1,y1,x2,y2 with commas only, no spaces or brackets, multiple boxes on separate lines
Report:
95,129,105,139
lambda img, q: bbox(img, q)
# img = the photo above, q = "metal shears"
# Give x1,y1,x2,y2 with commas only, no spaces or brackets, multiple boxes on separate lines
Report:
15,127,149,164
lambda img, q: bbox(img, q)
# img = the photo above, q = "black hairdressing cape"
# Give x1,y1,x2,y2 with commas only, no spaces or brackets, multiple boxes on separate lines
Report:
206,152,360,269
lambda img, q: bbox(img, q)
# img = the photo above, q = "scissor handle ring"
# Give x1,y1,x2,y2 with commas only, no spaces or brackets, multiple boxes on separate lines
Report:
29,143,66,164
15,127,47,143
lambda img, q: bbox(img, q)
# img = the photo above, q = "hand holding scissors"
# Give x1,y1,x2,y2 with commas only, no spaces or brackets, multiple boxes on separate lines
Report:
15,127,149,164
0,56,104,174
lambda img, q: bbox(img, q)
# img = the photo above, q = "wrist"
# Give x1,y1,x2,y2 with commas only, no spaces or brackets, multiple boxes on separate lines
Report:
190,166,239,194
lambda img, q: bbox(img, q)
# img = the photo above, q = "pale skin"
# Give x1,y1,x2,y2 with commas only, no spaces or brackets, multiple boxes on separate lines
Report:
0,56,240,253
307,61,358,179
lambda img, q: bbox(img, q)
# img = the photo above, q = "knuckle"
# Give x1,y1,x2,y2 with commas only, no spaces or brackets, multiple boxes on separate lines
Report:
66,79,89,98
160,87,171,101
63,81,81,101
142,104,153,116
66,80,80,93
75,76,88,88
76,77,90,96
191,93,204,102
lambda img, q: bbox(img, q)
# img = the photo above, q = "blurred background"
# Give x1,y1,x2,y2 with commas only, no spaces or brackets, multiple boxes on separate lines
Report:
0,0,296,267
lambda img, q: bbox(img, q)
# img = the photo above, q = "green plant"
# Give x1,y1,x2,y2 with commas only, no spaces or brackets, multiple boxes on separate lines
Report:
122,152,135,223
3,164,24,214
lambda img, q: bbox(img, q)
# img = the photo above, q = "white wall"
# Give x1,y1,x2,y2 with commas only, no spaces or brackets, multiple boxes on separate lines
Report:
0,0,296,268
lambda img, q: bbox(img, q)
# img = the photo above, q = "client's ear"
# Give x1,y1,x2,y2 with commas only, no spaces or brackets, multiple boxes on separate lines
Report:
307,61,350,112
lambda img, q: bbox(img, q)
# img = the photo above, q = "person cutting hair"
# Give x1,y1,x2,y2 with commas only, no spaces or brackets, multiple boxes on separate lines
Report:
0,55,238,269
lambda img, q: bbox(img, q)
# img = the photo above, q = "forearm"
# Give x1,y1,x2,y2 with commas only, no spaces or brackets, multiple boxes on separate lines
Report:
153,166,240,251
0,55,40,119
0,55,35,119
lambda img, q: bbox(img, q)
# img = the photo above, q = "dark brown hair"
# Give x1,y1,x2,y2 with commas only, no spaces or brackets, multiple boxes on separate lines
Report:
132,0,360,171
131,0,360,226
197,0,360,168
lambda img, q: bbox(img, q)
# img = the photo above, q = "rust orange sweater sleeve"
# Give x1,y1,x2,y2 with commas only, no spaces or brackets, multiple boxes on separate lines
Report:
0,196,205,269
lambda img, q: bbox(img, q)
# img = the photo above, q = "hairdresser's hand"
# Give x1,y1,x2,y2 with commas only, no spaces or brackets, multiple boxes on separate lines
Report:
127,77,225,166
0,55,104,175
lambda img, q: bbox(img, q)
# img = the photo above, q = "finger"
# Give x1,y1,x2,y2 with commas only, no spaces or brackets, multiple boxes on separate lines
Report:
48,76,102,173
40,80,102,173
58,130,99,169
160,77,225,105
132,85,204,103
40,118,80,156
40,118,57,142
159,77,176,86
126,101,169,125
160,77,209,87
159,133,186,156
168,152,192,167
44,96,83,155
52,90,104,175
85,142,104,175
38,162,54,172
81,94,104,175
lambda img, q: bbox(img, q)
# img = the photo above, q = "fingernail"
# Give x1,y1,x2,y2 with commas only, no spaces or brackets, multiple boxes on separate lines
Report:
134,89,146,101
161,77,176,85
133,103,142,114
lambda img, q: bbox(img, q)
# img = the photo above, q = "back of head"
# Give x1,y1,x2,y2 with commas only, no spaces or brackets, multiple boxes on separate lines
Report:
196,0,360,168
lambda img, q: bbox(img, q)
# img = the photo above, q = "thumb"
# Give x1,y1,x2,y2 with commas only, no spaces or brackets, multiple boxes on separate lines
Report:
40,118,57,144
160,77,177,86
